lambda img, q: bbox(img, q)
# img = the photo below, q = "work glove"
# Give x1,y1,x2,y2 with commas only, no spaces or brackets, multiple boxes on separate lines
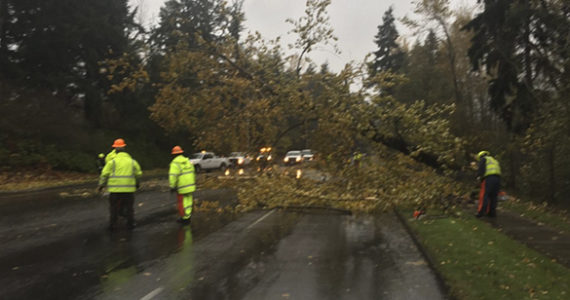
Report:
170,188,177,194
136,181,140,189
97,186,104,194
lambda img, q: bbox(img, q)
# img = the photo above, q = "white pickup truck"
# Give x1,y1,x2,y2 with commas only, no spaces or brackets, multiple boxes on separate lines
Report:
189,152,229,172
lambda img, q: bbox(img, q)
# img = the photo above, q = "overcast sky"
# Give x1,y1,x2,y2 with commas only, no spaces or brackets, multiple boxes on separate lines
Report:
131,0,474,72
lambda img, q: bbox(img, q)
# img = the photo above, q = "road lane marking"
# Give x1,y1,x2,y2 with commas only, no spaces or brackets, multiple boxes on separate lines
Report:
246,209,275,230
140,287,164,300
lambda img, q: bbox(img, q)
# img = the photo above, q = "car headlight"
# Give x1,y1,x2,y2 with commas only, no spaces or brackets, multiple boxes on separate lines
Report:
284,157,289,162
267,155,272,161
296,157,301,162
238,158,244,164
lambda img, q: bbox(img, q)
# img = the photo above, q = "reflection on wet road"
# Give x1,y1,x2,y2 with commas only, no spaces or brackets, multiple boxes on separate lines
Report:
0,189,445,300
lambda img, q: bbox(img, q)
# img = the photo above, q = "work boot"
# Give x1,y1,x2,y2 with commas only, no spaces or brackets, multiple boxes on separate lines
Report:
475,212,484,218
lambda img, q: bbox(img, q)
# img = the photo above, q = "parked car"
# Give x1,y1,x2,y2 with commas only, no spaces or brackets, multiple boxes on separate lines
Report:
283,150,303,165
228,152,252,168
189,152,229,172
301,149,315,161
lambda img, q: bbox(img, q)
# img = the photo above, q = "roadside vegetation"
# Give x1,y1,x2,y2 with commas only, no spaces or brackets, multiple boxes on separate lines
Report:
2,0,568,210
404,212,569,300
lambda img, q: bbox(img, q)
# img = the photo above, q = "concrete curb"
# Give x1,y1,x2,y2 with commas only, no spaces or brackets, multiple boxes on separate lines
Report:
393,209,456,300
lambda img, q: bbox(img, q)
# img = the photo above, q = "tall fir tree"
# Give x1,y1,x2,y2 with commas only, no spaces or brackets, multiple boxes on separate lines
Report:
396,30,453,105
151,0,239,51
368,6,405,78
0,0,8,64
464,0,569,132
1,0,139,126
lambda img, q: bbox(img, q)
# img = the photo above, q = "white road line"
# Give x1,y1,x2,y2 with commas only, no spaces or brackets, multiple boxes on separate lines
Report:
246,209,275,230
140,287,164,300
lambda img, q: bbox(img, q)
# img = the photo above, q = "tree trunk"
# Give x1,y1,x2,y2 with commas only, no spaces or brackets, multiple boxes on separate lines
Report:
508,133,519,191
437,17,462,106
0,0,8,55
523,14,533,90
296,42,312,77
548,143,556,203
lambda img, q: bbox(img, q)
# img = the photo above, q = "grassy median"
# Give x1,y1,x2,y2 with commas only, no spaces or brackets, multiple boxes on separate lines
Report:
403,212,569,300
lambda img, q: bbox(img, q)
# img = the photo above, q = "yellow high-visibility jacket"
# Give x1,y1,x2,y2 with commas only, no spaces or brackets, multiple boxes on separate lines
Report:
484,156,501,177
105,149,117,164
99,152,142,193
169,155,196,194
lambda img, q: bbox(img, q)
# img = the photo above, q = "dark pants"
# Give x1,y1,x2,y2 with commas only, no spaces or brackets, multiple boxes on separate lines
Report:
109,193,135,228
479,175,500,216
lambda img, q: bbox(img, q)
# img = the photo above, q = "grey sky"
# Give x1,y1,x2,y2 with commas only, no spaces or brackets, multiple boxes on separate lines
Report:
131,0,474,71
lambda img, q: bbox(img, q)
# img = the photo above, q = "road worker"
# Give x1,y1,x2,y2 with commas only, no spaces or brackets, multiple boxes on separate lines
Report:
98,138,142,230
352,151,363,168
476,150,501,218
104,140,132,217
96,153,105,172
104,139,120,164
169,146,196,225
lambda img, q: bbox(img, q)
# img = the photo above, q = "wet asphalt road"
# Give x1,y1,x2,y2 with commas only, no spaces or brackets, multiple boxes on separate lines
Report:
0,188,446,300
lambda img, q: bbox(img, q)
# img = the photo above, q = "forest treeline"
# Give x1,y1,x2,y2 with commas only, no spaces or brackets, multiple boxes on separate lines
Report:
0,0,568,204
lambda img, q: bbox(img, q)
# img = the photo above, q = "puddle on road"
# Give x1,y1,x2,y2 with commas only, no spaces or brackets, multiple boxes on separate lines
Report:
1,205,444,300
0,207,238,300
184,211,444,300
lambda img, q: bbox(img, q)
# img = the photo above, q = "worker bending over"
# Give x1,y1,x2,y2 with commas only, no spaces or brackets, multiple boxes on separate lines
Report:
476,150,501,218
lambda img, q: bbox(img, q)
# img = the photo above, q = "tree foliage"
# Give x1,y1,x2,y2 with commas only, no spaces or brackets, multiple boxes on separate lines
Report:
395,30,454,105
464,0,570,132
151,0,240,51
0,0,140,125
286,0,339,76
3,0,569,208
403,0,463,105
368,6,405,78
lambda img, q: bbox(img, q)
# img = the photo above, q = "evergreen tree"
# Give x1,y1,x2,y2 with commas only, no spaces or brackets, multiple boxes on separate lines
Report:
369,6,405,77
1,0,139,126
396,30,453,105
423,30,438,66
228,0,244,42
464,0,569,132
0,0,8,64
151,0,239,51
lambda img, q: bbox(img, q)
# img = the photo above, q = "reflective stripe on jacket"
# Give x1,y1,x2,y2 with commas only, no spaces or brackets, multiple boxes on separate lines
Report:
99,152,142,193
169,155,196,194
484,156,501,177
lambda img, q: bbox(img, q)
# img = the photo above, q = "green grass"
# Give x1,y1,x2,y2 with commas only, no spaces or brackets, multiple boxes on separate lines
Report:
501,200,570,234
405,212,569,300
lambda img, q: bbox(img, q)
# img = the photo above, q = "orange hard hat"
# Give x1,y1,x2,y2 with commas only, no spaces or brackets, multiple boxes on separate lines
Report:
171,145,184,154
112,138,126,148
